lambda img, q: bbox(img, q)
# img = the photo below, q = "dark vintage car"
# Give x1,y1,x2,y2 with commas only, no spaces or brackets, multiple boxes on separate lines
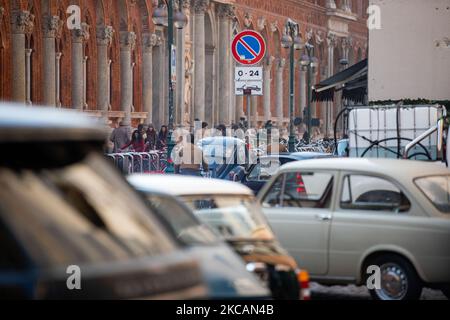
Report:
0,104,206,299
131,175,311,300
197,136,248,179
127,175,271,300
228,152,334,194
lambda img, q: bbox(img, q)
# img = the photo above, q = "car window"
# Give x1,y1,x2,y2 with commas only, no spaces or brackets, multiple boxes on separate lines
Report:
262,175,284,207
248,159,281,182
146,194,219,246
341,175,410,213
281,172,333,208
415,175,450,213
184,195,274,241
0,153,176,268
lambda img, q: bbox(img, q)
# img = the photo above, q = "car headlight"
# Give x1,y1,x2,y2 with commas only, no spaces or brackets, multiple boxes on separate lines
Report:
246,262,269,286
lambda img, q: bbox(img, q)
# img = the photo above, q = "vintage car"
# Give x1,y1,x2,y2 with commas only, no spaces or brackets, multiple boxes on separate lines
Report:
228,152,333,194
127,175,271,299
258,158,450,300
131,175,311,300
0,104,206,299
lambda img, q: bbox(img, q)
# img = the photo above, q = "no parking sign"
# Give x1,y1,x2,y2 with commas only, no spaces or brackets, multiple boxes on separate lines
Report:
231,30,266,66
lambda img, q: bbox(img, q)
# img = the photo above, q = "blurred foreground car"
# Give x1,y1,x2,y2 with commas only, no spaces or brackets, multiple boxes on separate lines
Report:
258,158,450,300
228,152,333,194
127,176,271,299
0,104,206,299
134,175,311,300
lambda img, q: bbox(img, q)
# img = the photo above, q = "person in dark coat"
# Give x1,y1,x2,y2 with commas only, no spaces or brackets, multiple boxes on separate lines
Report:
157,125,169,150
121,124,147,152
110,121,131,153
145,124,158,151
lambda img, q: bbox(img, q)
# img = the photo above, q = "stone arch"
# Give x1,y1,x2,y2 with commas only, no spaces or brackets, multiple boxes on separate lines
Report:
95,0,106,27
204,8,216,125
271,27,282,122
130,20,141,114
0,0,12,100
56,1,71,107
348,45,355,65
357,46,362,61
27,0,43,105
109,0,131,112
83,6,96,110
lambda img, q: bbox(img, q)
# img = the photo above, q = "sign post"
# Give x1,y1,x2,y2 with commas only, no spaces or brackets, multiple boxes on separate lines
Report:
231,30,266,128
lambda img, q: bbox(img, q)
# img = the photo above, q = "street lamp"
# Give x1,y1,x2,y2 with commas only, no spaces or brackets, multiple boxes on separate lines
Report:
300,42,318,143
282,19,303,152
152,0,187,173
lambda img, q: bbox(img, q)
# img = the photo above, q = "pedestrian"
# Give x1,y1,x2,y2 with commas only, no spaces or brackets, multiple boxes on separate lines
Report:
216,124,226,137
157,125,168,150
145,124,158,151
110,120,131,153
177,133,209,176
121,124,147,152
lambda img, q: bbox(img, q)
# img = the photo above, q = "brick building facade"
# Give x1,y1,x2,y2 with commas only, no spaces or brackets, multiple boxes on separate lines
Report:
0,0,368,132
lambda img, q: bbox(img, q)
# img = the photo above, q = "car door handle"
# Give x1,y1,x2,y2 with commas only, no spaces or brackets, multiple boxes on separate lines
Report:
315,213,332,221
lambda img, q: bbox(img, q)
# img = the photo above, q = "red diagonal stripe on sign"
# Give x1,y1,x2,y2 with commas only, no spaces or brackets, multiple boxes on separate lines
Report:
238,38,259,59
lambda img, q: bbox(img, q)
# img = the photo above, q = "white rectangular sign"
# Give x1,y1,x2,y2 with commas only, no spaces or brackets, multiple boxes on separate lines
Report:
235,81,263,96
235,67,263,81
171,44,176,83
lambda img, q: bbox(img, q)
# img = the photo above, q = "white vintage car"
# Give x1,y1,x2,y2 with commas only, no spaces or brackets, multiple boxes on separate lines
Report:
258,158,450,300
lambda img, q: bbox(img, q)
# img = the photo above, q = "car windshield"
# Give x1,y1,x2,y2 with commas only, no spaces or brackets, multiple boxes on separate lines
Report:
182,195,274,241
0,152,176,268
145,194,219,246
415,175,450,213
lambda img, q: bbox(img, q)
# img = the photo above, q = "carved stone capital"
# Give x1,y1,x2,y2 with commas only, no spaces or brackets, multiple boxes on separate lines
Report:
192,0,209,14
264,55,275,67
315,30,324,45
142,33,161,52
217,3,235,19
97,25,115,46
257,17,266,31
72,22,90,43
120,31,137,51
277,58,286,69
43,15,63,38
327,32,337,48
342,36,353,48
306,28,314,42
270,21,279,32
182,0,191,10
326,0,337,9
244,12,253,28
11,10,35,35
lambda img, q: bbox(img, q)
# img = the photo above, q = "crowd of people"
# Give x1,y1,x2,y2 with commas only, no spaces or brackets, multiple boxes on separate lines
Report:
109,122,169,154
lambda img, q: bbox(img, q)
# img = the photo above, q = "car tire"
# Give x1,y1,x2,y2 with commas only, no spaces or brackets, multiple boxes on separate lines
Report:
366,254,422,301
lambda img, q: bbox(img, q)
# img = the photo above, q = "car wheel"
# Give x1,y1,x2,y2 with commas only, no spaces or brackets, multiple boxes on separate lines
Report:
366,254,422,300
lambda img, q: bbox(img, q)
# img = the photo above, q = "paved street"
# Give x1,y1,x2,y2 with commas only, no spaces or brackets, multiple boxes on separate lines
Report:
310,283,448,300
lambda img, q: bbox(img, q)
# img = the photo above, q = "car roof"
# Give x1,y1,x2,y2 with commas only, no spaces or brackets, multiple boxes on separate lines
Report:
128,174,254,197
279,158,449,179
0,103,107,142
199,136,245,144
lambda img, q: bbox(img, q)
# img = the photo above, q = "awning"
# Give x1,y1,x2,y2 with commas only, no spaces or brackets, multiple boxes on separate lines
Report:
341,74,367,103
312,58,367,102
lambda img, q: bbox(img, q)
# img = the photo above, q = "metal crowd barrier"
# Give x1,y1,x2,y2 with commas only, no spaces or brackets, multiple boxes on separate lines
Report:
106,151,165,174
